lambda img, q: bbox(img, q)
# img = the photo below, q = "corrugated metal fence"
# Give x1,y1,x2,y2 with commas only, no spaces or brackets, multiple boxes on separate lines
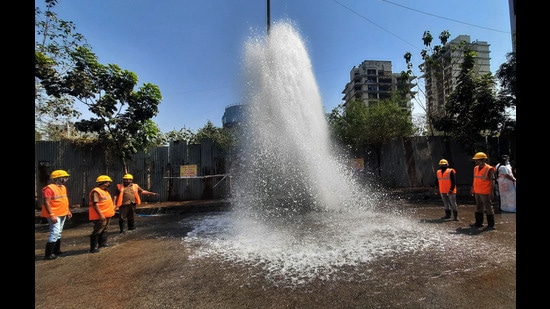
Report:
35,139,230,209
35,135,515,209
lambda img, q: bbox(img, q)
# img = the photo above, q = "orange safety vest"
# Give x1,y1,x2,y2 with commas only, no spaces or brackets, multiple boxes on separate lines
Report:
436,168,456,194
472,164,494,194
41,184,70,218
116,183,141,206
88,187,115,220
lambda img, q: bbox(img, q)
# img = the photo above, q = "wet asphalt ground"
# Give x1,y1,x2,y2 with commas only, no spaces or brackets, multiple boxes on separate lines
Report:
35,198,516,309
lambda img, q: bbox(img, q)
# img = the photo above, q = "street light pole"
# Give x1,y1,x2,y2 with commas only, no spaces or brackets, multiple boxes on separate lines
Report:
267,0,270,35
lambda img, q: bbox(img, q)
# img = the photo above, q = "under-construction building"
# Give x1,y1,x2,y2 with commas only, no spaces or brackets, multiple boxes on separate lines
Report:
423,35,491,133
341,60,415,115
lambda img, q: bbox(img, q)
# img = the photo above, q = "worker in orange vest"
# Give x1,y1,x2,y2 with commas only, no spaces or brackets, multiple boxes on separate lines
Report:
88,175,115,253
435,159,459,221
41,169,73,260
470,152,496,230
114,173,158,233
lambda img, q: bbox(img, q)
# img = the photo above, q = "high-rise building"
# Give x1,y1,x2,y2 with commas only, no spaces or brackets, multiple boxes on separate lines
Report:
341,60,415,115
423,35,491,131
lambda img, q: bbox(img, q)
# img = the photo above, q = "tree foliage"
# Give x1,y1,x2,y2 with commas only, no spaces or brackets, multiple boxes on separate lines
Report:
402,30,515,153
161,127,196,145
160,121,237,151
328,94,414,155
65,47,162,170
429,48,508,153
35,0,89,140
495,51,516,105
35,1,163,171
495,51,517,135
193,121,236,149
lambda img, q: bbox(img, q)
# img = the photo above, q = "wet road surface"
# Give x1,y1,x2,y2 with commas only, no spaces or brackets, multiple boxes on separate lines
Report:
35,201,516,309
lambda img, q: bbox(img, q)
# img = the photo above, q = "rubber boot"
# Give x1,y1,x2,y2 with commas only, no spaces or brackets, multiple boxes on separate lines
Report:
44,242,58,260
452,211,459,221
89,235,100,253
470,212,484,228
470,212,483,227
54,239,63,255
441,209,451,220
98,233,109,248
483,215,495,231
128,219,136,231
119,220,125,233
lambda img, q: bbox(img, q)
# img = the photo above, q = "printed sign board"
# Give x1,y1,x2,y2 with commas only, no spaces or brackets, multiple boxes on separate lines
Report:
180,164,198,177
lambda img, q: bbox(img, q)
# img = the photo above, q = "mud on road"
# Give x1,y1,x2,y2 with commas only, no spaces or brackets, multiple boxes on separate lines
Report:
35,202,516,309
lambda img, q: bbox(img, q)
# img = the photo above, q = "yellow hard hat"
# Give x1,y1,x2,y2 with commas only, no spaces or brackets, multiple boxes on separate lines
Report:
438,159,449,165
123,173,133,180
472,152,488,160
96,175,113,183
51,170,70,179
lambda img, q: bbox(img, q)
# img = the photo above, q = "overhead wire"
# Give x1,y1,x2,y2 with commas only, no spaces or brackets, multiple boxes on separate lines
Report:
381,0,510,34
332,0,419,50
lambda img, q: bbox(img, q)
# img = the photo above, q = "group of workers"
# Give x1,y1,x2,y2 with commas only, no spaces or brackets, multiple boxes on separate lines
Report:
435,151,516,231
40,151,514,260
40,171,157,260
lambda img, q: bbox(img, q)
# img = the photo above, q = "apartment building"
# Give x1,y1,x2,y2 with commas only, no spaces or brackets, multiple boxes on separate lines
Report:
423,35,491,126
341,60,415,115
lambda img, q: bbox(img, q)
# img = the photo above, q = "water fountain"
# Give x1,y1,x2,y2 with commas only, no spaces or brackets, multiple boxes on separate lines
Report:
233,20,375,218
181,21,513,287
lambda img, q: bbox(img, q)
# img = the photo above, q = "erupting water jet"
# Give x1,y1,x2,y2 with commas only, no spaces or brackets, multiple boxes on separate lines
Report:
182,21,490,287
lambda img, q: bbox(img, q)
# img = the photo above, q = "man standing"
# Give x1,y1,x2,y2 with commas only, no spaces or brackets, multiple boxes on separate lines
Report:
114,173,158,233
434,159,459,221
470,152,496,230
41,170,73,260
88,175,115,253
496,155,516,212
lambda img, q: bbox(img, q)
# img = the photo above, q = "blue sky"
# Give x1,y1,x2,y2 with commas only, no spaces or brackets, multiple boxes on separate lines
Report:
36,0,514,133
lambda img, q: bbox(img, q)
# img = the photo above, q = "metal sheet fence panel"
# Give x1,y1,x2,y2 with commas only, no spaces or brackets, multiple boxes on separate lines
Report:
35,141,108,209
186,144,203,200
35,135,515,210
148,146,169,203
409,136,433,187
167,141,188,201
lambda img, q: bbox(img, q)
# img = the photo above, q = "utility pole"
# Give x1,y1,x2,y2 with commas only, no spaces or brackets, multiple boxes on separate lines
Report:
267,0,270,35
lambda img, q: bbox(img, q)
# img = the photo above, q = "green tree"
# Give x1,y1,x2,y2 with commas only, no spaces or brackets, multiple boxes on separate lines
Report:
328,95,414,176
495,50,517,135
35,0,89,140
36,1,163,171
430,48,506,153
327,101,366,154
161,127,196,145
402,30,469,135
193,121,235,149
65,47,162,171
403,30,513,153
495,51,516,107
38,44,163,172
141,120,165,148
161,121,237,151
